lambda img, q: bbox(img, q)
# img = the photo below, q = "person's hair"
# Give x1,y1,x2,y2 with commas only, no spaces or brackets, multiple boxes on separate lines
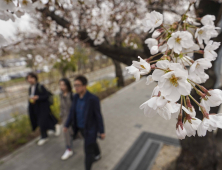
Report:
59,78,72,93
74,75,88,86
26,72,38,82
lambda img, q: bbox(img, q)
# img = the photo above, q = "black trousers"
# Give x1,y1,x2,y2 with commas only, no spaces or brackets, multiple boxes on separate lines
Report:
29,104,56,139
79,129,100,170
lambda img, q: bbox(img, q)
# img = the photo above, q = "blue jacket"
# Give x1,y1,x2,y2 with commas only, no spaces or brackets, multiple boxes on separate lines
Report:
65,91,105,145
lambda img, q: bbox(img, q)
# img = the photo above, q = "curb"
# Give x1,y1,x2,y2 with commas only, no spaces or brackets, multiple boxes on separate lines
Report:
0,136,39,164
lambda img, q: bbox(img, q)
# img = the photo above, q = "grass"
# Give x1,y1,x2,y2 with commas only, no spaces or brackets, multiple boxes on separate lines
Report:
0,78,134,159
0,114,39,158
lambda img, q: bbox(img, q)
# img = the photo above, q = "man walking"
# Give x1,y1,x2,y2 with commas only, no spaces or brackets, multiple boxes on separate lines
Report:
27,72,60,146
64,75,105,170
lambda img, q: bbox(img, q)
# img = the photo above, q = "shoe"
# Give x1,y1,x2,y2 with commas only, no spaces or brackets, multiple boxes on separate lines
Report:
47,130,55,136
94,154,101,161
54,124,61,136
61,149,73,160
37,138,49,146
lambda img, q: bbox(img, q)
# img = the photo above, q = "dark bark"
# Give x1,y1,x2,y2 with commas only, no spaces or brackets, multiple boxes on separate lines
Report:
112,59,124,87
176,133,217,170
176,1,222,169
78,31,146,65
39,7,149,66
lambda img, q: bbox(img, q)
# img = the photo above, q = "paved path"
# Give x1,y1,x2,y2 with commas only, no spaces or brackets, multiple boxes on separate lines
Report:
0,78,178,170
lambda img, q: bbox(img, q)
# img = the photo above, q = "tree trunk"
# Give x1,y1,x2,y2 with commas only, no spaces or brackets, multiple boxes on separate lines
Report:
176,133,218,170
112,59,124,87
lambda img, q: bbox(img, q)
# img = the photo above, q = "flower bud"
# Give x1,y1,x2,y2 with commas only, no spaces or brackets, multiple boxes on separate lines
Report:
184,113,192,123
151,64,156,69
152,30,161,38
171,22,178,30
196,89,206,98
200,106,209,119
197,50,204,54
176,116,183,129
199,85,211,96
186,96,193,108
151,46,159,55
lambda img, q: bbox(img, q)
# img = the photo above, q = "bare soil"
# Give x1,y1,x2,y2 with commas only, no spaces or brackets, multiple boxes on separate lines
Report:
151,145,181,170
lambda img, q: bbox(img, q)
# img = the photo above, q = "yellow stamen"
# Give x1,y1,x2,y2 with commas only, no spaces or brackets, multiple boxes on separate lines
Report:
22,0,28,5
196,63,200,68
5,0,12,3
169,74,179,87
155,19,160,24
198,30,203,35
175,36,181,44
140,65,146,69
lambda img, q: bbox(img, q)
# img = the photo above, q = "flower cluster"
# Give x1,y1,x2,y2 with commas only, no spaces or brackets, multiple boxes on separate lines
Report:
126,1,222,139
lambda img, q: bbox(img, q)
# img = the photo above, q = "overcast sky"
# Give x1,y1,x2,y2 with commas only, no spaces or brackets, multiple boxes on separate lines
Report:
0,14,38,42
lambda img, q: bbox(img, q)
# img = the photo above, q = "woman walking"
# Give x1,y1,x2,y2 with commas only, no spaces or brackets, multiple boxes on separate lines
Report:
59,78,74,160
27,72,60,146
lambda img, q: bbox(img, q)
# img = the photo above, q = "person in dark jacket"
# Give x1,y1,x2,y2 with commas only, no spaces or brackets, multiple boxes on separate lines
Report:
64,75,105,170
27,72,60,146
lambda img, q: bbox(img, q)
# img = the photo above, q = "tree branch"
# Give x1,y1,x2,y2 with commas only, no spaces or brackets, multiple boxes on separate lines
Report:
38,7,148,65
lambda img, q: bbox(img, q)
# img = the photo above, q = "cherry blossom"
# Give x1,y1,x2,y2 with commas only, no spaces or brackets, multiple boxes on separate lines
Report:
158,67,191,102
150,46,159,55
195,25,220,44
176,125,187,140
200,89,222,113
152,30,161,38
188,58,212,84
201,15,215,26
126,56,151,81
140,96,179,120
204,41,221,61
0,0,15,11
144,38,158,49
152,60,171,82
183,107,201,137
142,11,163,33
67,47,74,55
167,31,194,54
35,55,43,63
197,114,222,137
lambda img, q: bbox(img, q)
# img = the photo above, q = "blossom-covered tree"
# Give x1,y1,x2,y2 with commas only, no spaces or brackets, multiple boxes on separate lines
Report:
1,0,222,169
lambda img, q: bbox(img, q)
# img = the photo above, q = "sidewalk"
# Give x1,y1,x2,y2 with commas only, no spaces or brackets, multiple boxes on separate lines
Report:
0,78,178,170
